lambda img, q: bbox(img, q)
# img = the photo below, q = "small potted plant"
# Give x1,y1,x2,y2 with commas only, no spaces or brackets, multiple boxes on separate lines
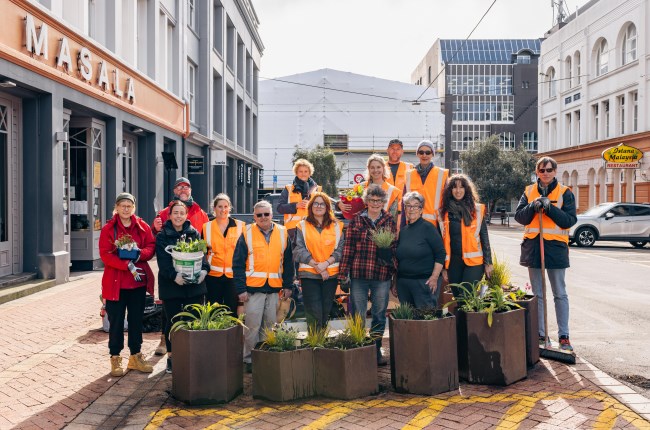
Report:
370,227,396,266
314,314,378,399
389,303,458,395
339,184,366,219
170,302,244,404
165,234,207,283
115,233,140,260
252,323,314,401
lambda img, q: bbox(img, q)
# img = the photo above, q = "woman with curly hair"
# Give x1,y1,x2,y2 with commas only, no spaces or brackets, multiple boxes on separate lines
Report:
438,174,493,299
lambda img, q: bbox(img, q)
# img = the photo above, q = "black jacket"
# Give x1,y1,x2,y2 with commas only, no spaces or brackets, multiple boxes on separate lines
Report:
155,220,209,300
514,178,577,269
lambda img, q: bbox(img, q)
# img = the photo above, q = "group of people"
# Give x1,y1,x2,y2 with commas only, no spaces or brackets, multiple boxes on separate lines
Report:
99,137,577,377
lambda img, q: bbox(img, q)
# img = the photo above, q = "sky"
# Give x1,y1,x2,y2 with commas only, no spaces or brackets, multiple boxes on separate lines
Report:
251,0,590,83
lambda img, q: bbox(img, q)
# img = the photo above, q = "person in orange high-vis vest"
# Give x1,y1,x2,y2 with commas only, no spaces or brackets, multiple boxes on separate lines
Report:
386,138,414,193
277,159,322,238
203,193,245,315
402,140,448,228
438,175,493,301
233,200,294,372
293,192,345,328
362,154,403,223
515,156,577,352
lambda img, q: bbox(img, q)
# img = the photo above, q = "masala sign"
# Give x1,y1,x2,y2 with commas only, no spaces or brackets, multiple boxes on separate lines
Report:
602,143,643,169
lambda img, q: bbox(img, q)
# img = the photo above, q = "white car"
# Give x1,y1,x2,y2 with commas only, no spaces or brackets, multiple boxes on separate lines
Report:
569,202,650,248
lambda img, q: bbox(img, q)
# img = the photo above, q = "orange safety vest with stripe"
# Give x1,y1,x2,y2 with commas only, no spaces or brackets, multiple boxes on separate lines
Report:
362,181,402,213
524,184,570,243
387,161,413,193
244,223,288,288
297,219,343,276
203,218,245,278
284,184,322,230
404,166,449,226
439,203,485,269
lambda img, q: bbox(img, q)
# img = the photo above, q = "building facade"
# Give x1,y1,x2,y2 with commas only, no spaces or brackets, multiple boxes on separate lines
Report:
538,0,649,210
0,0,262,282
258,69,444,191
412,39,541,174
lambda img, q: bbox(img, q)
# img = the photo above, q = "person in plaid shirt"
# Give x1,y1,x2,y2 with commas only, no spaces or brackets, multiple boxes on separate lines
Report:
338,184,397,366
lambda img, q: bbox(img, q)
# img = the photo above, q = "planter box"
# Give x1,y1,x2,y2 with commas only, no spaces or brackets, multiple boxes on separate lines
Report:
389,315,458,395
457,309,527,386
314,345,377,399
252,348,314,401
172,325,243,404
438,289,457,314
516,295,540,367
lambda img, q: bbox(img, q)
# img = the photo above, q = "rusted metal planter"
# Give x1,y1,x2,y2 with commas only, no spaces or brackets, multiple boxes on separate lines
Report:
171,325,243,404
515,295,540,367
252,348,314,401
389,314,458,395
457,308,527,386
314,345,378,399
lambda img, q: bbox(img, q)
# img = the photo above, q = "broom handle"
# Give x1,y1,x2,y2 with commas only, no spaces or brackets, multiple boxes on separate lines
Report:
539,210,550,345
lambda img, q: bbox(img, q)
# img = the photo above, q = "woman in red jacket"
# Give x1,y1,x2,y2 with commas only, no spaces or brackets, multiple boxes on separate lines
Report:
99,193,156,377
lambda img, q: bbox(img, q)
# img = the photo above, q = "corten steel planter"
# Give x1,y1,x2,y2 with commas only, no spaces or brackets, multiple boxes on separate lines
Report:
515,295,540,367
457,308,527,386
314,345,378,399
437,289,457,314
172,325,243,405
252,348,314,401
389,314,459,395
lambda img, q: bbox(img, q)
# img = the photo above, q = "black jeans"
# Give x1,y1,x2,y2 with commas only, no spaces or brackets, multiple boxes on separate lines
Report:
448,254,485,299
300,277,338,329
163,294,204,353
396,277,435,309
106,287,146,356
205,275,238,315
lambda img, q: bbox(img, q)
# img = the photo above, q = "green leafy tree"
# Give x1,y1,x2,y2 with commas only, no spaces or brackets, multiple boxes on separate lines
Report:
460,135,535,213
292,145,343,196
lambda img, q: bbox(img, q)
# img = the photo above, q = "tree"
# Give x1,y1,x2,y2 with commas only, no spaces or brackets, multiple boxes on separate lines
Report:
460,135,535,213
292,145,343,196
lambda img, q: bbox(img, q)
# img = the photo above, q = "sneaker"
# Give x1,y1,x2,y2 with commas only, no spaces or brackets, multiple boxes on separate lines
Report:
165,358,172,374
110,355,124,377
245,362,253,374
127,352,153,373
559,336,574,352
154,337,167,356
539,336,546,346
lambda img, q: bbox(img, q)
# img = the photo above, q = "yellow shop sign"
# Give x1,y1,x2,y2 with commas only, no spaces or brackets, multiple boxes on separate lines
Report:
602,144,643,169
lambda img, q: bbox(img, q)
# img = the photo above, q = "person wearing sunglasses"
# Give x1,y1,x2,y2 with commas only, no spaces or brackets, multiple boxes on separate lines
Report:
338,185,397,366
515,156,577,352
438,174,492,302
385,138,413,193
233,200,295,373
403,140,449,228
361,154,402,222
293,192,344,329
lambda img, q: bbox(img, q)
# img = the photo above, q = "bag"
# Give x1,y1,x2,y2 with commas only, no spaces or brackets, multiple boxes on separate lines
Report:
100,293,163,333
276,297,296,323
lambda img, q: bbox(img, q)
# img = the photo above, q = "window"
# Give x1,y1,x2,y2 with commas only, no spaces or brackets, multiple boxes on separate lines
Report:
0,106,7,242
522,81,529,89
522,131,537,152
547,67,556,98
213,1,224,54
622,24,637,65
324,135,348,150
565,56,572,90
618,95,625,135
574,51,581,85
188,62,196,123
188,0,196,30
603,101,610,138
575,110,581,143
632,91,638,131
565,113,572,146
633,206,650,216
499,132,515,150
158,10,177,92
428,66,432,85
592,104,599,140
516,54,531,64
596,39,609,76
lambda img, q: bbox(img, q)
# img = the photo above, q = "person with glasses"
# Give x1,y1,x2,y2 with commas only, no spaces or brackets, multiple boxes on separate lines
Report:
438,174,493,300
403,140,448,228
338,185,397,366
386,138,413,193
515,156,577,352
293,192,344,329
395,192,446,309
361,154,402,222
233,200,295,373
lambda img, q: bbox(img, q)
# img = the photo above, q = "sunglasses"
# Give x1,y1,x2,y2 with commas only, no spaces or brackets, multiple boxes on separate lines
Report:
255,212,271,218
417,150,432,156
538,168,555,173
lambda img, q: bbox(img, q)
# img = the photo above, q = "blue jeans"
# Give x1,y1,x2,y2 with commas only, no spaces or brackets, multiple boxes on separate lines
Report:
528,268,569,338
350,279,390,336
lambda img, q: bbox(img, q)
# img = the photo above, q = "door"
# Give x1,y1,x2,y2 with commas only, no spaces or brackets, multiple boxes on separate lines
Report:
601,204,635,238
0,96,20,277
62,110,71,261
629,205,650,238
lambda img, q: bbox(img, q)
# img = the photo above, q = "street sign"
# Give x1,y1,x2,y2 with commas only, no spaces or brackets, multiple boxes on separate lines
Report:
211,149,226,166
353,173,364,184
602,143,643,169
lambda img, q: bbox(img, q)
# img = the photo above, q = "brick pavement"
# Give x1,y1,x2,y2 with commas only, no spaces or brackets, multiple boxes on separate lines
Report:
1,270,649,429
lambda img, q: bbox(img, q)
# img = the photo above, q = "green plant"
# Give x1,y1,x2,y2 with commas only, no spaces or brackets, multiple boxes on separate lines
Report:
173,234,207,253
417,307,440,321
483,286,522,327
487,253,511,288
303,324,330,348
169,302,243,334
325,313,375,350
445,281,487,313
370,227,396,249
391,303,415,320
260,323,300,352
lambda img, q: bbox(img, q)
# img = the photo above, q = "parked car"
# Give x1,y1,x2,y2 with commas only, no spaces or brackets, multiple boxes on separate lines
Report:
569,202,650,248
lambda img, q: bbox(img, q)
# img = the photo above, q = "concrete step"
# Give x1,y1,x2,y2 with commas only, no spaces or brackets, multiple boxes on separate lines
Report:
0,275,57,305
0,272,36,288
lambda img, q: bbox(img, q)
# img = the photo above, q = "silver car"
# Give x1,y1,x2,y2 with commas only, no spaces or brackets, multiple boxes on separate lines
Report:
569,202,650,248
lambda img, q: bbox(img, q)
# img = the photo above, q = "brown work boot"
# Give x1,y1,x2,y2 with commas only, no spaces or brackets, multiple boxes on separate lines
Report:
154,334,167,356
110,355,124,377
127,352,153,373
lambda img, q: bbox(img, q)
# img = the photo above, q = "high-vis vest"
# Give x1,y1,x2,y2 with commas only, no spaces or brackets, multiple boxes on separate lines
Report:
405,166,449,226
362,181,402,213
297,219,343,276
203,218,245,278
284,184,322,230
387,161,413,193
439,203,485,269
524,184,570,243
244,223,288,288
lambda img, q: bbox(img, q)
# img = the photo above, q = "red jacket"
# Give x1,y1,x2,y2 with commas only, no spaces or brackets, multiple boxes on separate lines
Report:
152,202,209,236
99,214,156,301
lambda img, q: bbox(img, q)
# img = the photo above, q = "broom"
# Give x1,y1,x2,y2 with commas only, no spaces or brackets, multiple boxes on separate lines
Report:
538,209,576,364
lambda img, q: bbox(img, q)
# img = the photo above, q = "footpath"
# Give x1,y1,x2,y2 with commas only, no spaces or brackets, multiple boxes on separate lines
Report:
1,268,649,429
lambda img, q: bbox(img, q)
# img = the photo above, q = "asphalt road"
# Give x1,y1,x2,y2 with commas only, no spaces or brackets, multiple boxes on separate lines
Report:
489,227,650,395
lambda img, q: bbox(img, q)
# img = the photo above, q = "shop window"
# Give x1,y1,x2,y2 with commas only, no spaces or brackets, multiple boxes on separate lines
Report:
70,124,103,232
0,106,7,242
